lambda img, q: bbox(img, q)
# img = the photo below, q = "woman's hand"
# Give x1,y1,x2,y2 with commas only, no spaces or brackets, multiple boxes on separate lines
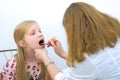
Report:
34,49,49,62
46,37,67,59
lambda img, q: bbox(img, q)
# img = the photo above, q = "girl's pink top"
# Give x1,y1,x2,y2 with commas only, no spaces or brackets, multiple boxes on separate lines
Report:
0,57,41,80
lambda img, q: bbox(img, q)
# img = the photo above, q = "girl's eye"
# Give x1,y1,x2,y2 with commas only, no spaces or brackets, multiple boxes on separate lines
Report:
39,30,42,33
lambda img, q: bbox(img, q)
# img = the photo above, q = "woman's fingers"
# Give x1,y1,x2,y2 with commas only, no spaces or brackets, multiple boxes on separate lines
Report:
46,37,58,47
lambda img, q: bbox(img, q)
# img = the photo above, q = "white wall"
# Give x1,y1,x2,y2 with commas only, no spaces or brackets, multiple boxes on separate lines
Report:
0,0,120,69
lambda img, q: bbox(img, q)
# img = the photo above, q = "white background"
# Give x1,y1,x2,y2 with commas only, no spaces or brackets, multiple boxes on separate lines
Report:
0,0,120,69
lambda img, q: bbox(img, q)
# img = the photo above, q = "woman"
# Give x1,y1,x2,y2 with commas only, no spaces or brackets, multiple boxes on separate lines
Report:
34,2,120,80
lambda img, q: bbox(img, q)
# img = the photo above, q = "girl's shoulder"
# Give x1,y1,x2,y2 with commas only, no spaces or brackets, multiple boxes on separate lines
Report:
5,56,17,69
0,56,17,79
3,56,16,69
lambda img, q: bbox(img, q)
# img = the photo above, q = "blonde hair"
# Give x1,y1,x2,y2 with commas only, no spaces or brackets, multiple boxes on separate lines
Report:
63,2,120,66
14,20,50,80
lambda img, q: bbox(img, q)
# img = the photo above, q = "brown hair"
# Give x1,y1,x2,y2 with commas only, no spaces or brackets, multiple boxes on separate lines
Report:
63,2,120,66
14,20,50,80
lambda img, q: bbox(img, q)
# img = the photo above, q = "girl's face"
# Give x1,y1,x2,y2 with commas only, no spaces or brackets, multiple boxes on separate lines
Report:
24,23,45,50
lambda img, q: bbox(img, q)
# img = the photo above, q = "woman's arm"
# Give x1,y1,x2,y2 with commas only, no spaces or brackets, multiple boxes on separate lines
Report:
43,56,61,80
34,49,61,80
35,38,67,79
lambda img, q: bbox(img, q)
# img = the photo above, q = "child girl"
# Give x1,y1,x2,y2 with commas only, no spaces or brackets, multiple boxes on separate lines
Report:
0,20,51,80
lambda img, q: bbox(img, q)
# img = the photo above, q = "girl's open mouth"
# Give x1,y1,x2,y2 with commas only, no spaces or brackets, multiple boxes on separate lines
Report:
39,39,45,48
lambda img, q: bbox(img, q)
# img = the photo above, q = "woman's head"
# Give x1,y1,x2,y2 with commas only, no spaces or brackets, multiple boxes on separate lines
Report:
63,2,120,66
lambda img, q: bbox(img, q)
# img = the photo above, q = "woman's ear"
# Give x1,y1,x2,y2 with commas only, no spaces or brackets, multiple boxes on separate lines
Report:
18,40,27,47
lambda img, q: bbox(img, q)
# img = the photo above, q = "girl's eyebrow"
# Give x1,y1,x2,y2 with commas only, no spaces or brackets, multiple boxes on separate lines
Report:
27,28,35,34
28,27,41,33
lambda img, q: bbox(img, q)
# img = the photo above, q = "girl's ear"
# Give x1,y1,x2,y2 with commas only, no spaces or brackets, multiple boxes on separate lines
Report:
18,40,27,47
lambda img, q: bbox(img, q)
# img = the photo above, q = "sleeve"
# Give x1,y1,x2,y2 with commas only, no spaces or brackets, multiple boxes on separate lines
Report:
0,57,16,80
54,58,98,80
54,68,72,80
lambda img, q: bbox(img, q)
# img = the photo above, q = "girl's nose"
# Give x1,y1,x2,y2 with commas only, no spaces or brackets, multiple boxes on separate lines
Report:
38,32,43,37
